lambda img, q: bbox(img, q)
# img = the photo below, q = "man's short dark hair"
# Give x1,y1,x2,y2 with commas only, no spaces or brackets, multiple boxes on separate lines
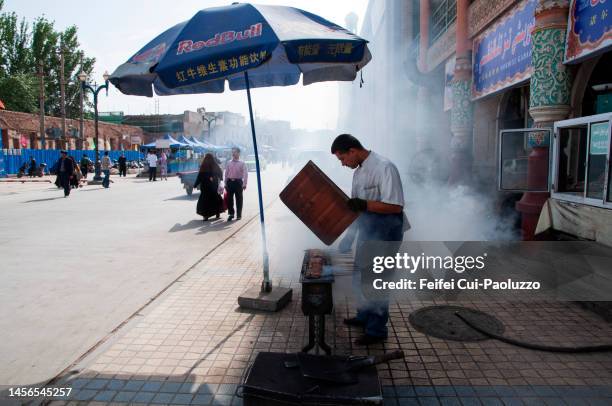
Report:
331,134,364,154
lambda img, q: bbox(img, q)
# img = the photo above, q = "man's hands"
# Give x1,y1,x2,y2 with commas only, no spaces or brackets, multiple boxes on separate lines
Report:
347,198,367,212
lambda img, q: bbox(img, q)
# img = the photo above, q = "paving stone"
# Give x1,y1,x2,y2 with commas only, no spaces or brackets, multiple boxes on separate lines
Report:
397,398,420,406
436,386,457,397
480,398,504,406
73,389,97,401
131,391,156,403
212,394,233,405
459,399,482,406
93,390,116,402
396,386,416,397
151,392,175,403
440,398,463,406
172,393,195,404
521,398,548,406
84,379,108,390
414,386,437,396
112,391,136,402
500,398,525,406
122,380,146,391
141,381,164,392
418,398,441,406
106,379,126,391
160,381,183,393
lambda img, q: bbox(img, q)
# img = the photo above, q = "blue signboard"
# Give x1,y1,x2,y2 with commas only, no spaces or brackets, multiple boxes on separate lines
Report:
472,0,536,99
565,0,612,63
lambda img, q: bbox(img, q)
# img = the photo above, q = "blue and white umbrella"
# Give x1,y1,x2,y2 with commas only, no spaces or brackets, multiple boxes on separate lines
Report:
110,2,371,293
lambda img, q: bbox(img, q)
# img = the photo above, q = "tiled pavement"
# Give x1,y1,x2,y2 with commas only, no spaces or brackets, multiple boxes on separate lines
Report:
6,202,612,405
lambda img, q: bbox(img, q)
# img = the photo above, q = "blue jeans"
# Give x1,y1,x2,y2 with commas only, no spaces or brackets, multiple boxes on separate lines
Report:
102,170,110,188
353,212,403,338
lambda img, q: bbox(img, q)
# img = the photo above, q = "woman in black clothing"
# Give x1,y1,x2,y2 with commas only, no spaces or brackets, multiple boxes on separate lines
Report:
194,153,224,221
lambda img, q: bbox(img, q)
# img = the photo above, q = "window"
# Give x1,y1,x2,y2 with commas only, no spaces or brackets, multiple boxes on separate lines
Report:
553,114,612,207
557,126,587,195
498,129,551,192
586,122,608,199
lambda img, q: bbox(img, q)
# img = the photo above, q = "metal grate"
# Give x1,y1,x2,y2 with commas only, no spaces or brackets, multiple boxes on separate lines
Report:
430,0,457,44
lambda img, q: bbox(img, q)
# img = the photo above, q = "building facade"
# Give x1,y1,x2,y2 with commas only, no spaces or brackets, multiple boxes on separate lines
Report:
0,110,144,151
341,0,612,243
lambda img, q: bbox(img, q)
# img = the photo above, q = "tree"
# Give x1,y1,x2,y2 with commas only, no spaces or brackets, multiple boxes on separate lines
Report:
0,10,32,77
0,8,95,118
0,73,37,112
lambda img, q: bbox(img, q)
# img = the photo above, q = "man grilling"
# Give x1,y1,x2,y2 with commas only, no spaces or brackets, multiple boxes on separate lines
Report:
332,134,406,345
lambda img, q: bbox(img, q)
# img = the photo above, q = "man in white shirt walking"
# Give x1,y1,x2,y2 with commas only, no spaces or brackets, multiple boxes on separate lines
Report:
224,148,248,221
333,134,406,345
147,150,158,181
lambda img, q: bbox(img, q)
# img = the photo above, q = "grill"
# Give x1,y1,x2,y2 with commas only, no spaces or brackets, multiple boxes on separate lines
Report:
300,249,335,355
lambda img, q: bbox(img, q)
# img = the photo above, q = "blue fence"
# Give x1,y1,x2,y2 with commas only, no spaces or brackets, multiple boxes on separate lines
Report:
1,149,143,175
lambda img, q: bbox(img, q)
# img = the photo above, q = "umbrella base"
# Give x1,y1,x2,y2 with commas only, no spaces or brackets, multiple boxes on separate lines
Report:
238,286,292,312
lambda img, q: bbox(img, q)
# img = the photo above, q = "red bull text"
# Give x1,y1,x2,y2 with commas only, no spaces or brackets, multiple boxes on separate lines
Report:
177,23,263,55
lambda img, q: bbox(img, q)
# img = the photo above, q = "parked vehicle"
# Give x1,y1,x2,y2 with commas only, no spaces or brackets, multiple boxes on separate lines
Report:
17,162,46,178
177,171,199,195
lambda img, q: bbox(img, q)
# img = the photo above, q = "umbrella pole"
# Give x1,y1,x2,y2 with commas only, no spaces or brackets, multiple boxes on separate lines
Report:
244,71,271,293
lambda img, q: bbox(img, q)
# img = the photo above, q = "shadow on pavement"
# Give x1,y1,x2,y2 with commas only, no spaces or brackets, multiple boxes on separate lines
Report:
169,219,206,232
22,196,65,203
169,218,232,233
164,194,198,201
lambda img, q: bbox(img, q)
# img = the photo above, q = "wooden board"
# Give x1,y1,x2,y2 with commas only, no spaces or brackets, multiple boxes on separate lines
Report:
280,161,358,245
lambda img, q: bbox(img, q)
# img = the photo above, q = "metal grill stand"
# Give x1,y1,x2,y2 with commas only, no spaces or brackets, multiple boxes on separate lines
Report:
300,250,333,355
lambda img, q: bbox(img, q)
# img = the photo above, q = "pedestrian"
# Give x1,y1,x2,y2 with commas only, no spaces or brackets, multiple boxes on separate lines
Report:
69,156,80,189
80,154,92,179
159,151,168,180
28,157,37,177
73,162,83,187
118,153,127,177
333,134,407,346
224,147,248,221
194,153,224,221
146,150,158,181
55,150,74,197
101,151,112,188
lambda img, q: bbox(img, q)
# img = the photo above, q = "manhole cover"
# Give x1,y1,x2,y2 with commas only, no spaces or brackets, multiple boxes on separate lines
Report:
408,305,505,342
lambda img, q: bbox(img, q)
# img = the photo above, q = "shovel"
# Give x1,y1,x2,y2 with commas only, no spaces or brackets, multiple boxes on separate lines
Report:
295,350,405,385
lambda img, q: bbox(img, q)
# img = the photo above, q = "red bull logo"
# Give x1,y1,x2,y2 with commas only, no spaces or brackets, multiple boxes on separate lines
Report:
177,23,263,55
132,43,167,64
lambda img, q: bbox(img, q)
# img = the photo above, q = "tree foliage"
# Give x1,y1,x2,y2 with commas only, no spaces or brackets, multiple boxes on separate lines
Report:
0,7,95,117
0,73,37,112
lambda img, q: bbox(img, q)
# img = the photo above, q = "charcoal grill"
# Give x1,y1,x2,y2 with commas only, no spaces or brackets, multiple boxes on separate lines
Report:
300,249,334,355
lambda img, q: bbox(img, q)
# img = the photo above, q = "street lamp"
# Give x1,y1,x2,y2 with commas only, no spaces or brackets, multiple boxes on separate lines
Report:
79,70,109,181
203,115,216,143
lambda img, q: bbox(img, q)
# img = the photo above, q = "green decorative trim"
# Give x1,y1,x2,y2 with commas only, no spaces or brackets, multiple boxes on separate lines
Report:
451,79,473,130
530,27,572,109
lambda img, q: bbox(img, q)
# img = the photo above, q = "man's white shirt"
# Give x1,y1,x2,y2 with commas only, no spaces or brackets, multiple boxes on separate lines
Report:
147,154,158,167
351,151,404,207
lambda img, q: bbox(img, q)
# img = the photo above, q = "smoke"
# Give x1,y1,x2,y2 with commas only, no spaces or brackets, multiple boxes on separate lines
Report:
333,2,519,242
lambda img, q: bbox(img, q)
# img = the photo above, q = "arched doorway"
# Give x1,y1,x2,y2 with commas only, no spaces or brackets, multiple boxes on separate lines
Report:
580,52,612,116
498,85,532,130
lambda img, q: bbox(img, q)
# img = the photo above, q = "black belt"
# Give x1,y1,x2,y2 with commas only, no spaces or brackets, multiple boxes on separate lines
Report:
227,178,243,181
